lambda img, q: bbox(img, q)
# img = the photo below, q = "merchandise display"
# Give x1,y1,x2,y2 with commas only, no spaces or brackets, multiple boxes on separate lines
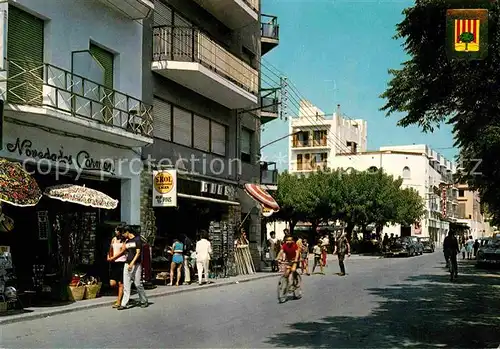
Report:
0,158,42,207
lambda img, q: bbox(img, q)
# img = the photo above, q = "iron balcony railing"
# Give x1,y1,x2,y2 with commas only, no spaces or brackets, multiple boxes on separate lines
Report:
3,60,153,137
261,14,279,40
292,138,328,147
153,25,259,96
261,96,278,114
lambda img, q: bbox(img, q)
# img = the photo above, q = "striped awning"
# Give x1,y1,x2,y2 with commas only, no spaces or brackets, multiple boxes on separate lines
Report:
244,183,279,211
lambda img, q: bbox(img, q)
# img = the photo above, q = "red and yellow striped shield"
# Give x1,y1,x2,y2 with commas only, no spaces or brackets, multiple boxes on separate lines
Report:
446,9,489,60
454,19,480,51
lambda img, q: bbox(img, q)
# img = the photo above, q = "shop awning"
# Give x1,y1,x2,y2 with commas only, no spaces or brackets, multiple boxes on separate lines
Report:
244,183,279,211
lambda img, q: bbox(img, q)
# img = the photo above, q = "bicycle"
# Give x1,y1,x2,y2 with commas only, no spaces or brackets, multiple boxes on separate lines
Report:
277,260,302,303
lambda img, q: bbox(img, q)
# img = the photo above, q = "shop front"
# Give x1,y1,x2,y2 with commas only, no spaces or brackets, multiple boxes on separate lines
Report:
0,121,141,304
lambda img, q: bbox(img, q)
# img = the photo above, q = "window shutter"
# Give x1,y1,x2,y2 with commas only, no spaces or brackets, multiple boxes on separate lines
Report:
241,129,251,154
173,106,192,147
211,122,226,156
193,115,210,152
153,98,171,141
89,44,114,89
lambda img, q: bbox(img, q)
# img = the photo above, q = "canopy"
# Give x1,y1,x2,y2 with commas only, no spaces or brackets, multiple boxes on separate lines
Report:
0,158,41,207
244,183,279,211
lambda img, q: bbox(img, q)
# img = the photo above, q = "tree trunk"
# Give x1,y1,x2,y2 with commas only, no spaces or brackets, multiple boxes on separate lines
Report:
288,220,297,236
345,223,354,241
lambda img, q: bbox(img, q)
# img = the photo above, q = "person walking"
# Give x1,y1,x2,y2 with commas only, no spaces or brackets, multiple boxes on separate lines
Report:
311,240,324,274
107,225,126,308
169,239,184,286
268,231,279,272
195,230,212,285
182,234,194,284
301,238,310,275
465,235,474,259
333,232,350,276
473,239,480,258
113,226,148,310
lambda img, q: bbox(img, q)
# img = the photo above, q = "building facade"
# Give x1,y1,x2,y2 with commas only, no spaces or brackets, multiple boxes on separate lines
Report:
140,0,280,269
0,0,153,285
456,183,488,238
289,100,367,174
330,144,458,245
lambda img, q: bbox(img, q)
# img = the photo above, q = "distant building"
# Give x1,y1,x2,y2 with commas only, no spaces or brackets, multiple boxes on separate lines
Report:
288,101,367,174
330,144,459,245
456,183,489,238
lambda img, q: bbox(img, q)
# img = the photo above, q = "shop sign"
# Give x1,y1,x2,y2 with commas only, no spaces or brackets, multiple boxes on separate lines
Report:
153,170,177,207
5,138,114,173
261,205,274,217
201,181,228,197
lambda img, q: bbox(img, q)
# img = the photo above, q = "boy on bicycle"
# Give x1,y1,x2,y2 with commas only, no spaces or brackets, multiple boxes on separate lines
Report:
276,235,300,284
443,230,459,278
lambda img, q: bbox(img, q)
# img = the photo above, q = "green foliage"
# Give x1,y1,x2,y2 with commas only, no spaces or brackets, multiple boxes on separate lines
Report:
380,0,500,222
272,169,426,232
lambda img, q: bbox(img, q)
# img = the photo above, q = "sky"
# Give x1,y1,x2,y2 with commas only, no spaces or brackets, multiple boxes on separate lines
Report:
260,0,457,171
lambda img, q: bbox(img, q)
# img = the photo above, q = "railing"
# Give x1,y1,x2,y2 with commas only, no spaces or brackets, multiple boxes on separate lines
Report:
261,14,279,40
292,138,328,147
295,161,327,171
2,60,153,137
152,25,259,96
261,96,278,114
261,168,278,185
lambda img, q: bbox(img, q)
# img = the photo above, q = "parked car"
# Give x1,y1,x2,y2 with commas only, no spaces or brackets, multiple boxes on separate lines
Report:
386,236,420,257
476,237,500,267
410,236,424,255
419,237,435,253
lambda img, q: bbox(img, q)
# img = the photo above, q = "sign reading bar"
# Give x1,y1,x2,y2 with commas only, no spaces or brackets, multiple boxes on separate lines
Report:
446,9,489,60
153,170,177,207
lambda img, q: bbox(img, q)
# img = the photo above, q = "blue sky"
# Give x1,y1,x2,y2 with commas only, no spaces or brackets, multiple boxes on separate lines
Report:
260,0,457,170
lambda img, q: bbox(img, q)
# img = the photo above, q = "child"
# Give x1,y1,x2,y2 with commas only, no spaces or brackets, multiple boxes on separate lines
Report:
312,241,324,274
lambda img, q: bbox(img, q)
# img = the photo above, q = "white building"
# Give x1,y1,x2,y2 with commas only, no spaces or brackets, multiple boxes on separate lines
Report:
330,144,459,245
0,1,152,240
288,100,367,173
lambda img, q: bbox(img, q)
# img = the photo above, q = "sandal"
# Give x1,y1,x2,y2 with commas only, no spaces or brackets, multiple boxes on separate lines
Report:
112,302,120,308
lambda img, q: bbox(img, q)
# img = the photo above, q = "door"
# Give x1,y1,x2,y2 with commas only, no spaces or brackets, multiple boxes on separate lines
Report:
7,5,44,105
89,44,114,124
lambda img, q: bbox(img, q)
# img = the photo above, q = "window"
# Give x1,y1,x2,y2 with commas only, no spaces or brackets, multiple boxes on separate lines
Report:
173,106,192,147
402,166,411,179
211,122,226,156
296,154,303,170
458,203,466,218
458,189,465,197
153,98,172,141
241,128,252,163
193,115,210,152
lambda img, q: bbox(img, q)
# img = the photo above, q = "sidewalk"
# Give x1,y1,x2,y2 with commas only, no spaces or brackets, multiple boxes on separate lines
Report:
0,272,278,325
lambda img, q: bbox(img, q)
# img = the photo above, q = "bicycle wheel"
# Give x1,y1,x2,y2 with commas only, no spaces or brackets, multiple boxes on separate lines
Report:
293,272,302,299
277,276,289,303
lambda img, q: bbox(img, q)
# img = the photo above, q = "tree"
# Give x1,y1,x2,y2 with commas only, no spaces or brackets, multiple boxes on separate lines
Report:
380,0,500,222
459,31,474,51
396,187,426,227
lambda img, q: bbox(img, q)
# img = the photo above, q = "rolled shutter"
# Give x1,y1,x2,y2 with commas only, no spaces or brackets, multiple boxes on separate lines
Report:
211,122,226,156
153,98,172,141
173,106,192,147
193,115,210,152
7,5,44,104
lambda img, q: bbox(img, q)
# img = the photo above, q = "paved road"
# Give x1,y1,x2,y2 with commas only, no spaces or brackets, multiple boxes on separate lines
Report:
1,253,499,348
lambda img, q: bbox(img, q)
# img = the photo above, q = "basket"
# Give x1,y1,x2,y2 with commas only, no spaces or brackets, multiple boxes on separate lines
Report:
68,285,86,301
84,282,102,299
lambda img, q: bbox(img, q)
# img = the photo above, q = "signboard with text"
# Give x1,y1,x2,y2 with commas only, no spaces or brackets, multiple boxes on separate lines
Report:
152,170,177,207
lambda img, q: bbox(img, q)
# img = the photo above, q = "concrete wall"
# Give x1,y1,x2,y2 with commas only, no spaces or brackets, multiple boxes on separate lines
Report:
7,0,144,100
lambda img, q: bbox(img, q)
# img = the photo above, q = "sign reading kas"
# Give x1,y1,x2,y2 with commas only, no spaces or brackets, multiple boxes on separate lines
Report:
153,170,177,207
5,138,115,173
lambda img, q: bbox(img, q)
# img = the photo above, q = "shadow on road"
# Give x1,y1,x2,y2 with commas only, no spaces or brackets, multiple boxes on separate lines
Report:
265,261,500,348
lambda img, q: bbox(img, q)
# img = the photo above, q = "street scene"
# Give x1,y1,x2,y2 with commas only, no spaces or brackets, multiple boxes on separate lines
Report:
1,253,499,348
1,0,500,347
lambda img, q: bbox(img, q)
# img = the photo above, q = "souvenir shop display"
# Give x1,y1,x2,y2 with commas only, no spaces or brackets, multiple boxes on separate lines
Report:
0,158,42,207
208,221,237,278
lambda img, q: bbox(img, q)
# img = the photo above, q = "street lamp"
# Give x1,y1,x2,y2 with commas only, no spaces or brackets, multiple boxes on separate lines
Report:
260,129,301,150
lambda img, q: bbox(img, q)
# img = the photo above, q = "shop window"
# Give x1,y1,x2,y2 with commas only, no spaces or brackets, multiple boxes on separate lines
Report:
402,166,411,179
241,128,253,163
211,122,226,156
173,106,192,147
193,114,210,152
153,98,172,141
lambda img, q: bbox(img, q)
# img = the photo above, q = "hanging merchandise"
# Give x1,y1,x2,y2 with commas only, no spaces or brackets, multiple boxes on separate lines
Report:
0,158,42,207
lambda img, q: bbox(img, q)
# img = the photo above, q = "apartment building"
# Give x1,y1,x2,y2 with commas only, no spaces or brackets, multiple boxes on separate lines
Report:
0,0,153,282
288,101,367,173
330,144,459,244
141,0,280,268
456,183,488,238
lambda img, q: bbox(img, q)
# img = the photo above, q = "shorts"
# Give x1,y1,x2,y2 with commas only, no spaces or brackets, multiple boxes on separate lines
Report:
110,262,124,282
172,254,183,264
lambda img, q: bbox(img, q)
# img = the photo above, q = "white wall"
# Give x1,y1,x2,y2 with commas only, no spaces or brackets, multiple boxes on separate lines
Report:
1,121,141,225
7,0,143,100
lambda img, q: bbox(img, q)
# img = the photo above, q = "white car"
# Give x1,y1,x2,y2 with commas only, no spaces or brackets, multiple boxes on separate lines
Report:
476,238,500,266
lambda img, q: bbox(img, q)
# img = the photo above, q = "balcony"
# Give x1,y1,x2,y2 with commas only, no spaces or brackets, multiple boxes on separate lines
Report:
96,0,153,19
1,60,153,147
294,161,328,172
191,0,258,30
260,88,279,124
261,15,279,55
152,25,258,109
260,161,278,190
292,138,328,148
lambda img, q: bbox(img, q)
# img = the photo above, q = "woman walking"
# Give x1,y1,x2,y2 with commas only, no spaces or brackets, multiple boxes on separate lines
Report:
169,239,184,286
108,225,126,308
301,238,310,275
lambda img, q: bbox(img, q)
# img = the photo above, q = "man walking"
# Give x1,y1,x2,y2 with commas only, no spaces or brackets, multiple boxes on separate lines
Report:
114,226,148,310
196,230,212,285
333,232,350,276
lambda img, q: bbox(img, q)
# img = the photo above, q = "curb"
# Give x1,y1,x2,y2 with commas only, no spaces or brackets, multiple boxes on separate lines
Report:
0,273,278,325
